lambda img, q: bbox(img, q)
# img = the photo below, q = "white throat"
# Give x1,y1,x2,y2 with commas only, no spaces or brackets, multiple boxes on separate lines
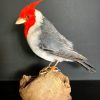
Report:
35,9,44,25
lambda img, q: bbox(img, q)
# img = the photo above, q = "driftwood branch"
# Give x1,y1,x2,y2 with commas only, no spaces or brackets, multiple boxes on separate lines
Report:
19,69,72,100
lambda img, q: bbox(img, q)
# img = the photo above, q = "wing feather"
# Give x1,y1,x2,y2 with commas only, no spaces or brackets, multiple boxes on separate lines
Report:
38,17,87,61
40,17,73,50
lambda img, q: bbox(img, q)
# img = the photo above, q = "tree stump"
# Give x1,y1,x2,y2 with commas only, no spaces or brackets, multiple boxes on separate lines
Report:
19,69,72,100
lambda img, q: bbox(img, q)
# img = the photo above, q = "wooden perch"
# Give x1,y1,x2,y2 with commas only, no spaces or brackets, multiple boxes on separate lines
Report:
19,68,72,100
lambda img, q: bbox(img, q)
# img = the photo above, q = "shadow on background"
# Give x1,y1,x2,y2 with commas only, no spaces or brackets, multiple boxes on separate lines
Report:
13,24,34,56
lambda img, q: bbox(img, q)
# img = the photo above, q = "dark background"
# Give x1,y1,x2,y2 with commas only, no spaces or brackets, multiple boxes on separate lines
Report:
0,0,100,81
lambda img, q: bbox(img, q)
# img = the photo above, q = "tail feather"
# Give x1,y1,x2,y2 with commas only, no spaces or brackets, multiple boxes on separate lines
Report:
77,60,96,73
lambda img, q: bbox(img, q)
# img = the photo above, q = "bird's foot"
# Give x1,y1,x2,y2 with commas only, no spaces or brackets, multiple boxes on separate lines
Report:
39,66,60,75
50,66,60,72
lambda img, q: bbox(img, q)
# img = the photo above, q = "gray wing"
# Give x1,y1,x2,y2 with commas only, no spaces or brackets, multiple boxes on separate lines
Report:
39,17,86,60
40,17,73,50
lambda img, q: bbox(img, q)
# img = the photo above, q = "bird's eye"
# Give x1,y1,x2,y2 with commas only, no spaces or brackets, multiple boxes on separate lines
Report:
26,15,30,19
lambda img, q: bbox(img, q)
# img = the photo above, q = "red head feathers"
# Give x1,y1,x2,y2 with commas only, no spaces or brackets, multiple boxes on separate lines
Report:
16,0,43,38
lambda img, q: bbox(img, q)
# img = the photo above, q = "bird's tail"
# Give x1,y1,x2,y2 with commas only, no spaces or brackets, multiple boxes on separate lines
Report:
77,60,96,73
69,50,96,72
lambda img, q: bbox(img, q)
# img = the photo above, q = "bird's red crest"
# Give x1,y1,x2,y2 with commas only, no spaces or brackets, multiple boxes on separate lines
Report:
19,0,43,38
19,0,43,18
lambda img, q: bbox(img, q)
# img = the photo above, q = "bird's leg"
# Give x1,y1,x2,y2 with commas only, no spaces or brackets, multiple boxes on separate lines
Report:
50,61,60,71
42,62,53,71
54,60,59,66
39,62,53,75
39,61,60,75
48,62,53,67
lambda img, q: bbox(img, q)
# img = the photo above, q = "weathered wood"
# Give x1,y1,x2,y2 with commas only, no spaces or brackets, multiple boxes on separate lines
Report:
19,70,72,100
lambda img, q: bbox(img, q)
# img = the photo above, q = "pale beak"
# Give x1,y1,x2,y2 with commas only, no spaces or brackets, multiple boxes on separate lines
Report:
15,18,26,24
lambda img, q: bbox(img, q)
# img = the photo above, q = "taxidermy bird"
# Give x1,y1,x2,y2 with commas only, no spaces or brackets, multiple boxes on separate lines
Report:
16,0,96,72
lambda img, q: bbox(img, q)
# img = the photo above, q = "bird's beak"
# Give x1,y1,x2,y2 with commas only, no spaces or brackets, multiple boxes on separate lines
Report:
15,18,26,24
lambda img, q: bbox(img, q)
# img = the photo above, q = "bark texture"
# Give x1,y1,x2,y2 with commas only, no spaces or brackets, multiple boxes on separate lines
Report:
19,70,72,100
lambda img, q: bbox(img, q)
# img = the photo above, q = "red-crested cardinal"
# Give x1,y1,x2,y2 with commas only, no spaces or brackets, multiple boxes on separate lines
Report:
16,0,96,72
